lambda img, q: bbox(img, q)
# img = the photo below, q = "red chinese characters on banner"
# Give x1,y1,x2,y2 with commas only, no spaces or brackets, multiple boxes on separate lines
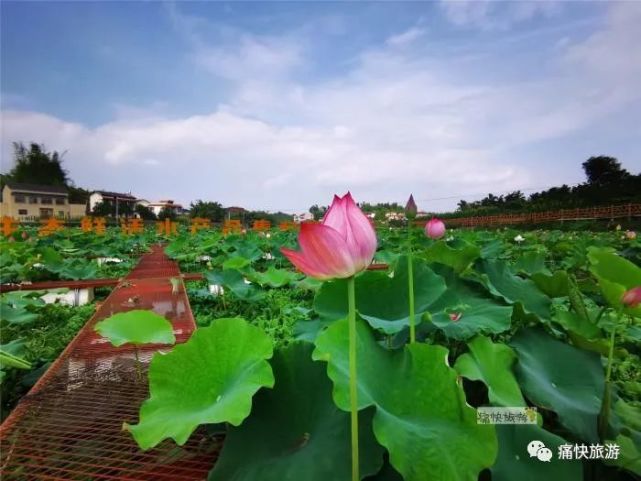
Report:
222,219,242,235
278,221,298,232
1,216,19,237
190,217,211,235
121,218,144,235
252,219,271,232
156,218,178,236
38,217,64,237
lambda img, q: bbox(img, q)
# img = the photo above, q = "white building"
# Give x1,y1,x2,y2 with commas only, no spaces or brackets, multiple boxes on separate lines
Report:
89,191,137,216
147,199,183,217
385,212,406,221
293,212,315,223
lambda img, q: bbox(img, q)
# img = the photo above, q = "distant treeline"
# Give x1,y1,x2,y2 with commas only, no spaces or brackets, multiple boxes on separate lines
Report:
440,156,641,219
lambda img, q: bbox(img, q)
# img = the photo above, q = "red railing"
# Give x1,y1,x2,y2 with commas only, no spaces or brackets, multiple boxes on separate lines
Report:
416,203,641,228
0,245,216,480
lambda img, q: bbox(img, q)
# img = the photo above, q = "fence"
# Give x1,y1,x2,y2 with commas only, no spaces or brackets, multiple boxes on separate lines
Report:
424,203,641,228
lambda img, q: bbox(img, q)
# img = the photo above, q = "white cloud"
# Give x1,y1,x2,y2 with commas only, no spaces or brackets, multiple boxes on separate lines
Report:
386,27,427,47
2,2,640,213
440,0,561,30
194,34,303,81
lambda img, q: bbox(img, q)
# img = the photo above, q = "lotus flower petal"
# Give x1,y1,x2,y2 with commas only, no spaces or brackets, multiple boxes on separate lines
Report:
281,224,356,280
622,286,641,308
322,193,377,268
282,193,377,280
425,218,446,239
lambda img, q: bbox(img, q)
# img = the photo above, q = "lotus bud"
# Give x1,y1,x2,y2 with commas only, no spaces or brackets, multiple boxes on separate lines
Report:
622,286,641,308
281,192,377,280
425,218,446,239
405,194,417,220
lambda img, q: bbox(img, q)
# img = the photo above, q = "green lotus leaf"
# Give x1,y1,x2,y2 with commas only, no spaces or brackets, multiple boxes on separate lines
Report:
57,259,99,280
492,424,583,481
94,310,175,347
454,335,525,407
588,247,641,316
205,269,265,302
127,318,274,450
422,240,480,273
553,310,601,340
477,259,551,321
604,435,641,476
510,328,604,442
0,304,39,325
223,256,251,270
314,256,447,334
313,318,497,481
429,266,512,340
209,342,384,481
512,251,550,276
251,266,302,288
531,271,569,298
0,339,31,370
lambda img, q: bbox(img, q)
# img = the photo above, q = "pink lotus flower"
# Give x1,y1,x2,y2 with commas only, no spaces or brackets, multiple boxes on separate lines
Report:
425,218,446,239
622,286,641,308
281,193,377,280
625,230,637,240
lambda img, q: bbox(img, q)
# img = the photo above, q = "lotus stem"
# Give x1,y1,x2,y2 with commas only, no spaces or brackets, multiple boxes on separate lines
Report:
408,224,416,344
599,308,621,439
347,276,359,481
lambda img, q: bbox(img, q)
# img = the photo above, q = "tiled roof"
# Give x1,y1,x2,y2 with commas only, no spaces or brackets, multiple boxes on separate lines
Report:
93,191,137,200
5,182,68,194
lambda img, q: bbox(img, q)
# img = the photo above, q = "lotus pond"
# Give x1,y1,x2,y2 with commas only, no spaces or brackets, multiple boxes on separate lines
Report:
1,223,640,480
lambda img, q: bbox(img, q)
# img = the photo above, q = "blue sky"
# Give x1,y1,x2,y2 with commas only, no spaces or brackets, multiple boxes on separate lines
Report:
2,1,640,212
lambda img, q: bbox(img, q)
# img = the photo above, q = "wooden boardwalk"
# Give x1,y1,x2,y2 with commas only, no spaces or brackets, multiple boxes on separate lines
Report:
0,245,216,480
420,203,641,228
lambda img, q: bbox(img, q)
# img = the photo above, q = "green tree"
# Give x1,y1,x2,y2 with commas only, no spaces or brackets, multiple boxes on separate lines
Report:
91,201,113,217
309,204,327,221
189,200,225,222
582,156,630,186
158,206,177,220
135,204,156,220
7,143,70,186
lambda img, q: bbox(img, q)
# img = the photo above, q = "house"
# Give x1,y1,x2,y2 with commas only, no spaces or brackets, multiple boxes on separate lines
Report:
89,191,137,216
0,182,86,220
385,212,406,221
293,212,315,223
225,206,246,220
147,199,183,217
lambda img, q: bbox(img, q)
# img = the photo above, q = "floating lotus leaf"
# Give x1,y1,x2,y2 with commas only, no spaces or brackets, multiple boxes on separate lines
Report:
205,270,265,301
94,310,175,347
127,317,274,449
251,266,302,288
